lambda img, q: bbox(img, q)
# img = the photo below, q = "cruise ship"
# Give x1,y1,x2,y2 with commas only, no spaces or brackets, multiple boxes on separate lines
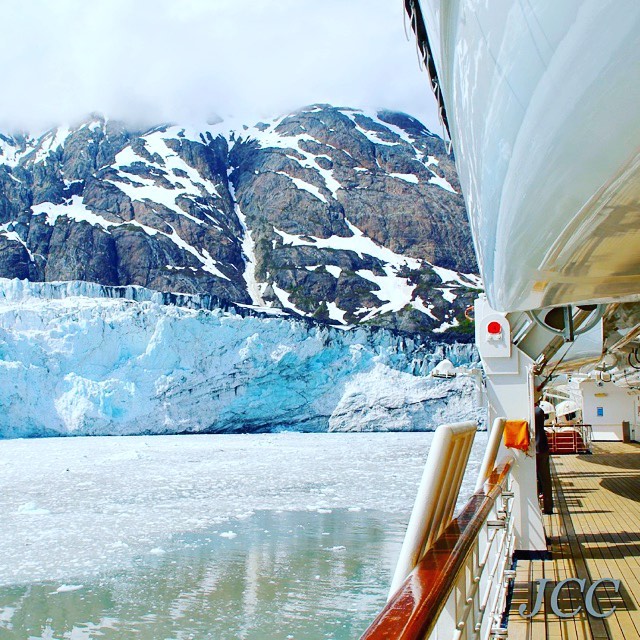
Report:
362,1,640,638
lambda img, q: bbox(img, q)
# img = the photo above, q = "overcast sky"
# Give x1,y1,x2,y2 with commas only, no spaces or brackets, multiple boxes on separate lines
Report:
1,0,440,133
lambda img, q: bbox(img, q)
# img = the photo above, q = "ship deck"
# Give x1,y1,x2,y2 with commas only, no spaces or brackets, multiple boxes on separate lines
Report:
507,441,640,639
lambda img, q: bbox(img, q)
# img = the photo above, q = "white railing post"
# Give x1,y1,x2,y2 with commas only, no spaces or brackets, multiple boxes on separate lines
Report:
389,421,477,598
475,417,506,492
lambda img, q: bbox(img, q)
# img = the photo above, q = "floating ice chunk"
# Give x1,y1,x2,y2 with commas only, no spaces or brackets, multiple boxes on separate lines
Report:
110,541,128,549
54,584,84,593
0,606,15,625
17,502,50,516
219,531,237,539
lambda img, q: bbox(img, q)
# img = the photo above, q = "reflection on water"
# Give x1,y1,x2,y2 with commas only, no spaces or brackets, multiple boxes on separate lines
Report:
0,509,407,639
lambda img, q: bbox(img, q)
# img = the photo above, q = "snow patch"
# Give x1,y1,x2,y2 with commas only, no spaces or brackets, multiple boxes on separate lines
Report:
31,196,114,231
0,225,35,261
433,317,461,334
325,265,342,278
326,302,347,325
438,288,458,303
271,283,308,316
356,269,415,319
389,173,419,184
32,126,71,164
428,174,457,193
276,172,327,204
274,220,420,271
431,265,483,288
411,297,438,320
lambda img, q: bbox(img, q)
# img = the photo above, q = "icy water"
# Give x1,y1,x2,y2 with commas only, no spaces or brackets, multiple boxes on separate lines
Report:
0,432,487,639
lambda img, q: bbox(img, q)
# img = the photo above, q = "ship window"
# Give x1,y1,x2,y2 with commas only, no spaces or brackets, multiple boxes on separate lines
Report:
597,406,604,417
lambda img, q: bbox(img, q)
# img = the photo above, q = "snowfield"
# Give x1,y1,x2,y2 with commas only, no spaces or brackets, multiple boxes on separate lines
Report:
0,431,487,588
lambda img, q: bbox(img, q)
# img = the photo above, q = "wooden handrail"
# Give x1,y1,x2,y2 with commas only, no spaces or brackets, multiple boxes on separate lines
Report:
360,457,513,640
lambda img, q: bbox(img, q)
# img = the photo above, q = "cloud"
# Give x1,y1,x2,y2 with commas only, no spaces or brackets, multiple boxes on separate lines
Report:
1,0,440,132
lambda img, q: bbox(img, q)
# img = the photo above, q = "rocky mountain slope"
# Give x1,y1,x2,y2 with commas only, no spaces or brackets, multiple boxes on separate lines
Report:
0,105,480,338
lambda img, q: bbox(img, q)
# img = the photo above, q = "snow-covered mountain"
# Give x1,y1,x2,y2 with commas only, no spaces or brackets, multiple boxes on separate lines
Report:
0,104,480,338
0,106,485,437
0,278,482,437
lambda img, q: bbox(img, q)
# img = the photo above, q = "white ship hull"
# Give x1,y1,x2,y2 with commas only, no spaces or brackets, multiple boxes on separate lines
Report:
421,0,640,312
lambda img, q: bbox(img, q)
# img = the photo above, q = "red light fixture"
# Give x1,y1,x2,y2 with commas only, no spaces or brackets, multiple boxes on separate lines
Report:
487,321,502,335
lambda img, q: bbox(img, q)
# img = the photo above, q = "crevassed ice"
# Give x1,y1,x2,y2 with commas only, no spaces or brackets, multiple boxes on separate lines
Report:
0,278,480,438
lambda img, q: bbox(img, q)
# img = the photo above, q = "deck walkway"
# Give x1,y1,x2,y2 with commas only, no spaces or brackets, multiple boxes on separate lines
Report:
507,442,640,639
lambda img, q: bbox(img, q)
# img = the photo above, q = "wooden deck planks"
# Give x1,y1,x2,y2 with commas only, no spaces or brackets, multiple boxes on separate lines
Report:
506,442,640,640
555,444,640,639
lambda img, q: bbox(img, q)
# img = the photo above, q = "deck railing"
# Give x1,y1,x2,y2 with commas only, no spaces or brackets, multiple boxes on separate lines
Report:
389,422,478,597
547,424,592,454
360,455,515,640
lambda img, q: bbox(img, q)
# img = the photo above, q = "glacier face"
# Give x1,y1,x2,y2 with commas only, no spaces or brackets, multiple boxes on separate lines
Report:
0,278,482,438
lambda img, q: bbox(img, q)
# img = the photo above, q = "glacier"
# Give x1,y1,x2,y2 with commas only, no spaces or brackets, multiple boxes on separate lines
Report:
0,278,483,438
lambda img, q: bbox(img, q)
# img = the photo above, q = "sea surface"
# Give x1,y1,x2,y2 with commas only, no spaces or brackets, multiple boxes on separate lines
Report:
0,431,487,639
